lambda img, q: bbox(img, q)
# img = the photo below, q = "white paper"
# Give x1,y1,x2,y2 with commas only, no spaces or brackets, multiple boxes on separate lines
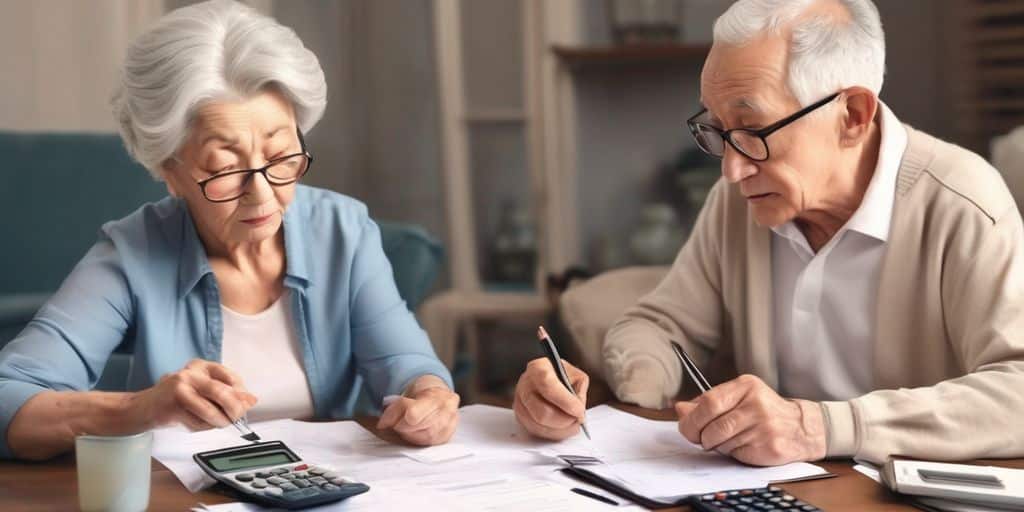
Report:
163,404,826,508
400,442,475,464
191,478,472,511
194,474,637,512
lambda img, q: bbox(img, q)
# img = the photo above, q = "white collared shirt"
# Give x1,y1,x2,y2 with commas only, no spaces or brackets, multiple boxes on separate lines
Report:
771,103,908,401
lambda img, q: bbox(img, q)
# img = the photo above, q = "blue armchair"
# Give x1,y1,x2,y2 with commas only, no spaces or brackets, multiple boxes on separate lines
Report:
0,131,444,391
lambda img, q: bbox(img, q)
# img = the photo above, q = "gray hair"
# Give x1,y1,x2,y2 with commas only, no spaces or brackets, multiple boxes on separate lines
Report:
111,0,327,179
712,0,885,108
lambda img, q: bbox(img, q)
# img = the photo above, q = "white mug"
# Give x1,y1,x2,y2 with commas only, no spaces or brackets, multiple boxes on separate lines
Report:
75,431,153,512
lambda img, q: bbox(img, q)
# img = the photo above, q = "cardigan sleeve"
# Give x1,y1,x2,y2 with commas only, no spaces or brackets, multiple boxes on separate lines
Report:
602,180,727,409
822,205,1024,462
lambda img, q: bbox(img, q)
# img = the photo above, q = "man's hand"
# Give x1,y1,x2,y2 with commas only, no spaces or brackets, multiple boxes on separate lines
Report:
675,374,826,466
377,375,460,446
513,357,589,440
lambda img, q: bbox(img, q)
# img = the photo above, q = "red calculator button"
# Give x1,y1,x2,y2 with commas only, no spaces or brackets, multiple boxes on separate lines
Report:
293,464,308,471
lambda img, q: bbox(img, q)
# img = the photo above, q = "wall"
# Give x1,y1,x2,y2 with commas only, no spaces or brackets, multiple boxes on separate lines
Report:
275,0,448,250
0,0,164,132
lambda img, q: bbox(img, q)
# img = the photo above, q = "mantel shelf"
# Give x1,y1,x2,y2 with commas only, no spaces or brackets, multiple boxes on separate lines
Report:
552,44,711,69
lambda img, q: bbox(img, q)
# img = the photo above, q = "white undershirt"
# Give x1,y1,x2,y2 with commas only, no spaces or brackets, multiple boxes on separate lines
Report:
771,103,908,402
220,290,316,422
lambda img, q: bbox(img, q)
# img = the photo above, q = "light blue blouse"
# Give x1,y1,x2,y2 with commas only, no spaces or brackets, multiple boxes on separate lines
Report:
0,185,452,458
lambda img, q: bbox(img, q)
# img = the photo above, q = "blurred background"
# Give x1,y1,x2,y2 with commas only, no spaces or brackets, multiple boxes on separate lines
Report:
2,0,1022,402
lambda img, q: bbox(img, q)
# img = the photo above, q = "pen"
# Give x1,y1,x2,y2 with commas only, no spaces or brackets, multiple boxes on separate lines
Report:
231,415,260,442
537,326,592,440
668,339,711,393
571,487,619,506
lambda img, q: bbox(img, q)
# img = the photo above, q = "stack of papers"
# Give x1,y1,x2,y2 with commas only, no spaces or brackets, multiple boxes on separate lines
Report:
155,404,829,510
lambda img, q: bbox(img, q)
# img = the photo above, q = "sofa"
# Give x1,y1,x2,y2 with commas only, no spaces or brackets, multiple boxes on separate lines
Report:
0,131,444,391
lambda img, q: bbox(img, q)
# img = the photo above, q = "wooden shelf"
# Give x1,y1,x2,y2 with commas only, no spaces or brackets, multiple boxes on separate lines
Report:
552,44,711,69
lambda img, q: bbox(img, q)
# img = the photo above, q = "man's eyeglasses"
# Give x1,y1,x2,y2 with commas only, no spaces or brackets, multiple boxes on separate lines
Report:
195,130,313,203
686,92,840,161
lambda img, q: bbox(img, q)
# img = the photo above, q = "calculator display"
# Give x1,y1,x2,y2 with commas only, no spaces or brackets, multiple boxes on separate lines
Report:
208,449,294,472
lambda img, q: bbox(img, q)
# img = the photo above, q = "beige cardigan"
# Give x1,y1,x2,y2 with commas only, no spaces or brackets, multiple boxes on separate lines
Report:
603,126,1024,463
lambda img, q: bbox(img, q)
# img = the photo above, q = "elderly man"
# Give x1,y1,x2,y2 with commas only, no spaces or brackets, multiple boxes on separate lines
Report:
514,0,1024,466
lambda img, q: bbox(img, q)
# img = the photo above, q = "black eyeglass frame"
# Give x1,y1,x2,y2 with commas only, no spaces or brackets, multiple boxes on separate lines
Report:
686,92,841,162
195,129,313,203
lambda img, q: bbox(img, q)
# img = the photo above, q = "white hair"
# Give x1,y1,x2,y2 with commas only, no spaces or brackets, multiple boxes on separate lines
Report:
712,0,885,108
111,0,327,179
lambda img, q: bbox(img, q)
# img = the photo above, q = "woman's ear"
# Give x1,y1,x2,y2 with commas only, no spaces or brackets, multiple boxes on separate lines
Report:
838,87,878,148
160,158,180,198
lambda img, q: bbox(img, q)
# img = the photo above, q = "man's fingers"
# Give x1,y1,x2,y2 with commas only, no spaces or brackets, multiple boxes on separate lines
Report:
569,363,590,401
699,409,757,451
514,396,580,441
538,371,586,419
712,425,760,457
675,400,698,416
675,401,700,443
522,390,579,430
679,375,758,442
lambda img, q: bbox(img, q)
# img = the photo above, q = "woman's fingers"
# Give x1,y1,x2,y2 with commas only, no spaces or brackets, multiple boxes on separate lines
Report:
381,388,460,446
397,409,458,445
377,397,411,430
174,383,232,428
193,375,252,421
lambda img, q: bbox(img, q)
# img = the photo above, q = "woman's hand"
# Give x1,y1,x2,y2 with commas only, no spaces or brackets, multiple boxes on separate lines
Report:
127,359,258,431
376,375,460,446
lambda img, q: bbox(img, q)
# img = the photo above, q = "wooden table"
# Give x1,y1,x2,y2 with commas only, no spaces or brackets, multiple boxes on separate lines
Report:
1,403,1020,511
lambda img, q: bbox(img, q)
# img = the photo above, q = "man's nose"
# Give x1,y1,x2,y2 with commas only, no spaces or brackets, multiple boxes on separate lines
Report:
721,145,758,183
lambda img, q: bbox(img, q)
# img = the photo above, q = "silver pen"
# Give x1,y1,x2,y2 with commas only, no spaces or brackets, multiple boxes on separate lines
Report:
231,414,260,442
537,326,592,440
669,339,711,393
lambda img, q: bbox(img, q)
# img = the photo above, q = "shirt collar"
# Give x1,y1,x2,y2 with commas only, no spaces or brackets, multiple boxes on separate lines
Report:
177,202,212,298
177,196,313,298
842,101,907,242
771,101,908,244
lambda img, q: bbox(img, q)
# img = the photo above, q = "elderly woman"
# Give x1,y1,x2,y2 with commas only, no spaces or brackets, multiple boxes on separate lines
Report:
0,0,458,461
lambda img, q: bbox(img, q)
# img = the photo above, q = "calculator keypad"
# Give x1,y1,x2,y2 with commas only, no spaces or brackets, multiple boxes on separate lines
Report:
692,486,821,512
231,464,362,503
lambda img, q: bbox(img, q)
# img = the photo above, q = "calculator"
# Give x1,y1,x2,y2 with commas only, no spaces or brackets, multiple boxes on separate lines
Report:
193,441,370,510
689,486,822,512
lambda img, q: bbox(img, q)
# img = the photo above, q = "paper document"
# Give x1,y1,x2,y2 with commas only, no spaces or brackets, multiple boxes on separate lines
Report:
162,403,826,508
194,474,636,512
400,443,474,464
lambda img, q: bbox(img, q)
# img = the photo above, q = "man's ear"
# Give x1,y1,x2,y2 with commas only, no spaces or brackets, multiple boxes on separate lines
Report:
837,87,878,148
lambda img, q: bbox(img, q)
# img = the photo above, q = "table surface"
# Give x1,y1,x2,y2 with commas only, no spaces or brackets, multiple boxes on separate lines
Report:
1,402,1020,511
